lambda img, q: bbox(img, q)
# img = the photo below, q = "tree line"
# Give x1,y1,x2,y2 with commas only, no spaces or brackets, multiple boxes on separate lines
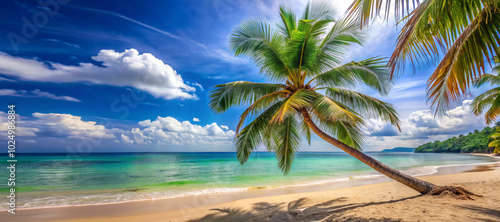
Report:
414,123,500,153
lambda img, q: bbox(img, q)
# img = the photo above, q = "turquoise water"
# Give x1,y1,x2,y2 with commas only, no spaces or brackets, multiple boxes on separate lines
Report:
0,152,497,209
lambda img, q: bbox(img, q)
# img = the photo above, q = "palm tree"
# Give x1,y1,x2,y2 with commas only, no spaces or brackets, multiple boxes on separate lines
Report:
471,59,500,124
209,1,476,197
347,0,500,115
488,127,500,155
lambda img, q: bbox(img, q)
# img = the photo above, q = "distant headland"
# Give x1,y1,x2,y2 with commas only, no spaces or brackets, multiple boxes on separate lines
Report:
381,147,415,152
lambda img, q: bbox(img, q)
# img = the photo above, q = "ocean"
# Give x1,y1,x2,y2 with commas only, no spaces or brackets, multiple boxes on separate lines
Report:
1,152,498,210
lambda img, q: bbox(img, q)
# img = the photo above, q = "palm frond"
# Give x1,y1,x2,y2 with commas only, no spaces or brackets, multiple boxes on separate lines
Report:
313,16,364,73
346,0,420,28
230,18,291,81
278,7,297,38
427,6,500,115
314,57,392,95
474,74,500,87
310,111,365,149
273,115,301,175
493,58,500,73
301,119,312,145
325,88,401,130
209,81,286,113
302,0,337,20
285,19,331,73
271,89,317,123
490,132,500,139
311,93,364,124
488,140,500,147
386,0,439,77
483,95,500,124
236,90,288,134
235,101,284,164
470,87,500,116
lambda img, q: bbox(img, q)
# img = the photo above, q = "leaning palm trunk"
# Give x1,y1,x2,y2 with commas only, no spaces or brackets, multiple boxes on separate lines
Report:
301,109,480,199
300,109,435,194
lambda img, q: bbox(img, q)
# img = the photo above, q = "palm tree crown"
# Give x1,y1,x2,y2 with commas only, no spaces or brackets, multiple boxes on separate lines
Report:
209,1,400,174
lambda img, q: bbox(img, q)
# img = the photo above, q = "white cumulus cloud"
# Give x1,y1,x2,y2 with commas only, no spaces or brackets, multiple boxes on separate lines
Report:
121,116,235,145
362,100,488,150
403,100,486,139
0,49,196,100
192,117,200,122
31,113,117,139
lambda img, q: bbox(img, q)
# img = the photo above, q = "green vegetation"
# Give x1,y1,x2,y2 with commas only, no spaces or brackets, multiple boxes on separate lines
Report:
414,124,500,153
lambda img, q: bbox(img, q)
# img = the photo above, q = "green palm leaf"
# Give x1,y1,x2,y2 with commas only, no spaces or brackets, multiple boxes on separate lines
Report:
271,89,317,123
471,87,500,116
483,95,500,124
235,102,284,164
311,92,363,124
273,116,301,175
277,7,297,38
313,57,391,95
313,16,364,73
285,19,331,73
311,111,365,149
210,81,286,113
230,19,291,81
325,88,401,130
471,59,500,124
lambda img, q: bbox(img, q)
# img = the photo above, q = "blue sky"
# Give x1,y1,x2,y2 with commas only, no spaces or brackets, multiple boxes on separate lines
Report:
0,0,492,153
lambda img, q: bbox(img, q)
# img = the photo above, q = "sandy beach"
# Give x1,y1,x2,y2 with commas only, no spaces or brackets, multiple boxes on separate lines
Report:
3,159,499,222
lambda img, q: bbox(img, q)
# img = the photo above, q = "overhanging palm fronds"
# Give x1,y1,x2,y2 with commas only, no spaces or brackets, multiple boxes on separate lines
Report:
347,0,500,115
427,5,500,114
346,0,419,28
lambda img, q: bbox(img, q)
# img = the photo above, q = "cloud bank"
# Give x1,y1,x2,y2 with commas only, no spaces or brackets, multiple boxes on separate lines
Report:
0,49,197,100
1,112,234,147
0,89,81,102
363,100,488,149
122,116,235,145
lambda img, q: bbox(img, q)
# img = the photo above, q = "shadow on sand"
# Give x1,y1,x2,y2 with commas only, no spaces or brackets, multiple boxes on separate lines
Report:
187,195,422,222
460,205,500,222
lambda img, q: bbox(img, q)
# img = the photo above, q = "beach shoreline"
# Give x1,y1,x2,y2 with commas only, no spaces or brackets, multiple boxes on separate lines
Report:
3,154,500,222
